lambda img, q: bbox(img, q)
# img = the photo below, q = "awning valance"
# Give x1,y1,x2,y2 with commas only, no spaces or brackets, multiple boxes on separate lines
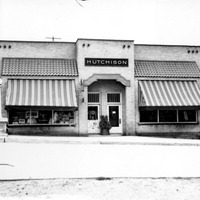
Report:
6,79,77,107
139,80,200,107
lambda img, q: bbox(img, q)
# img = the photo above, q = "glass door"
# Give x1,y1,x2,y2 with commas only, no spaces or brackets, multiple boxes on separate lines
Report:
88,105,100,134
108,105,122,133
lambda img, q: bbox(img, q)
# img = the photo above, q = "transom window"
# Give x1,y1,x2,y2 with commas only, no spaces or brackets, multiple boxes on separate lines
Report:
107,93,120,103
88,93,100,103
140,109,197,124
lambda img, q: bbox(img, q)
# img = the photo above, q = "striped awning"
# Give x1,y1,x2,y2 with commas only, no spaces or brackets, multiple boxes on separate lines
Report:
139,80,200,107
6,79,77,107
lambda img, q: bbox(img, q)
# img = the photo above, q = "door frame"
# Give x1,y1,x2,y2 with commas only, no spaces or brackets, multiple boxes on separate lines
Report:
88,104,100,134
87,92,101,134
106,92,122,134
107,105,122,134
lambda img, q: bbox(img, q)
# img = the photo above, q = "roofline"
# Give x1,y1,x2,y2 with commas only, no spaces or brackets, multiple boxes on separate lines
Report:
0,39,199,47
76,38,134,43
0,38,135,43
0,40,75,44
135,43,200,48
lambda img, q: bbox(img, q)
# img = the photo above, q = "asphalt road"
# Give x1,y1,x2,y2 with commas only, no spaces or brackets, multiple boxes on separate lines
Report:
1,143,200,180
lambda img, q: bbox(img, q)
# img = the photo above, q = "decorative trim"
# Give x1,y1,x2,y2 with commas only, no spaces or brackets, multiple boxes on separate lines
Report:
83,74,130,87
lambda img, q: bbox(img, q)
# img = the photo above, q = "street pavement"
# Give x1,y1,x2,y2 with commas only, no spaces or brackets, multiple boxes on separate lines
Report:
1,135,200,180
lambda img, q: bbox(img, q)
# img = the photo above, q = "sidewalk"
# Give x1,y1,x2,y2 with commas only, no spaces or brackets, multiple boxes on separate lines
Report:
4,134,200,146
1,135,200,180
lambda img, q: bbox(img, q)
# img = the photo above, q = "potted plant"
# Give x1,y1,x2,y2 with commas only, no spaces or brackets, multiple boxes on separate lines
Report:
99,115,112,135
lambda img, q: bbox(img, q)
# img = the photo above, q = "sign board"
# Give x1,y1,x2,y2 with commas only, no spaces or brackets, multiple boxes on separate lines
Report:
85,58,128,67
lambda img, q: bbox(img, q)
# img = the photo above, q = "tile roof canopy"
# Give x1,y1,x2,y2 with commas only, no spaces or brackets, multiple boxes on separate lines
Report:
2,58,78,76
135,60,200,78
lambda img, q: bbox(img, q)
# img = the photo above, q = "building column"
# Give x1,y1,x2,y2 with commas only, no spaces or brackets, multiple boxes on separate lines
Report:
125,86,135,135
78,85,88,135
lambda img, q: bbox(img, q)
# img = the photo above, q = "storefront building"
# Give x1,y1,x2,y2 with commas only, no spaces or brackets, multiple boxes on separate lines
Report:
135,60,200,138
0,39,200,138
0,41,79,135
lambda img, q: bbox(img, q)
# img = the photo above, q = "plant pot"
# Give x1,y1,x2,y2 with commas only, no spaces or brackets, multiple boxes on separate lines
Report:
101,129,110,135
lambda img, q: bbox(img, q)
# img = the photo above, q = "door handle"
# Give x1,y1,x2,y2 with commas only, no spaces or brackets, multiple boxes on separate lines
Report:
119,118,121,124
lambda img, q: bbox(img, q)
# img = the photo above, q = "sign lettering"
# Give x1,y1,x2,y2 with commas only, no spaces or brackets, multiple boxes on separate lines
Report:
85,58,129,67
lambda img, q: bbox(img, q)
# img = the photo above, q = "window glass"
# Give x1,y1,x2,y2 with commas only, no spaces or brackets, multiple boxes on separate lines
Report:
88,93,100,103
38,111,52,124
88,106,98,120
140,110,157,122
53,111,74,124
107,93,120,103
159,110,177,122
9,110,27,124
178,110,196,122
9,109,75,125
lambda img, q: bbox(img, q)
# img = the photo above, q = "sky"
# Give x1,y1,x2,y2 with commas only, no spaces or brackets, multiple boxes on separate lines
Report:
0,0,200,45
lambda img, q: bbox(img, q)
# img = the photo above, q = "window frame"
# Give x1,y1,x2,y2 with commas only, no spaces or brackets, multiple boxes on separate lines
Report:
8,108,75,126
139,109,198,124
107,92,121,104
88,92,100,104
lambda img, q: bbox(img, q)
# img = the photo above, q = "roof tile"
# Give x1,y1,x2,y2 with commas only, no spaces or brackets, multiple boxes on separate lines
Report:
135,60,200,78
2,58,78,77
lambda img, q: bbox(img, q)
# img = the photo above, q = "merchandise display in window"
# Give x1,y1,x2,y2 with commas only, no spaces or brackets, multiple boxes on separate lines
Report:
52,111,74,124
38,111,52,124
9,110,74,125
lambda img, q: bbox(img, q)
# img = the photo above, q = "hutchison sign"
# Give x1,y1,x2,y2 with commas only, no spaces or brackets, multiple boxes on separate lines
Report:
85,58,129,67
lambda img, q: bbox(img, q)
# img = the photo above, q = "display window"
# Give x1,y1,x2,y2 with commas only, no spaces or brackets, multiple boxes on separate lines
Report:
9,109,75,125
9,110,26,125
52,111,74,124
159,110,177,122
38,111,52,124
140,109,197,124
178,110,196,122
140,110,157,122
